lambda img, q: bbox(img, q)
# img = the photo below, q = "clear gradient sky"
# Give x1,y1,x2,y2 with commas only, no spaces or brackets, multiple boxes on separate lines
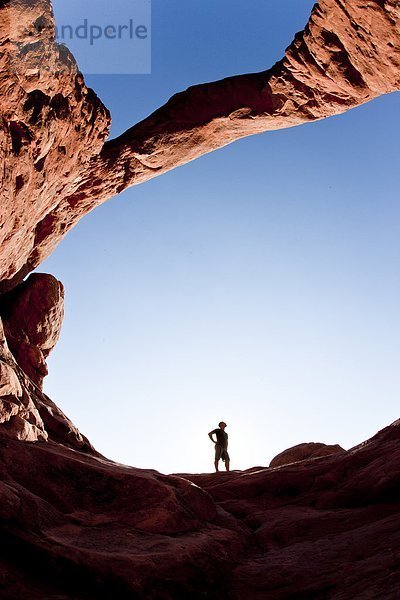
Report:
40,1,400,473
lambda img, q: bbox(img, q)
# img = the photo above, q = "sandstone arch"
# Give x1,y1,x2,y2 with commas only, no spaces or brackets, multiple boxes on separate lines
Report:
1,2,400,597
1,0,399,292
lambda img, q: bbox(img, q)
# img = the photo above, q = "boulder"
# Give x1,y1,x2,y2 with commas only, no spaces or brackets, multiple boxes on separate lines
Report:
0,304,93,450
269,441,345,468
0,272,64,387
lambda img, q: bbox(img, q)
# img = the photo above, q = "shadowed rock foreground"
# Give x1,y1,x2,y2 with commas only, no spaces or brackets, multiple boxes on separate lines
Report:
1,420,400,599
1,0,400,597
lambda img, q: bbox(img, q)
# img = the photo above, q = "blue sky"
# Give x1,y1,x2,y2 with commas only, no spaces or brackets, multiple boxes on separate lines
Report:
42,1,400,473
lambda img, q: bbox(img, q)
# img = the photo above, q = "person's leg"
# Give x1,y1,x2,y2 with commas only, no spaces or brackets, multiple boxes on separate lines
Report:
214,444,222,472
222,449,230,472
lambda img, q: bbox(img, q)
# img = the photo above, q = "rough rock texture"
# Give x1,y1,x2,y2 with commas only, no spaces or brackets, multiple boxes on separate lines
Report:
269,441,345,468
1,0,400,293
0,0,110,292
0,273,64,387
0,298,93,449
0,272,93,448
1,419,400,599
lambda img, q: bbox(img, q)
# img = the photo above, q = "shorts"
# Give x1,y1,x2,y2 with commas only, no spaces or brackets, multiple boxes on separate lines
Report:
215,444,230,462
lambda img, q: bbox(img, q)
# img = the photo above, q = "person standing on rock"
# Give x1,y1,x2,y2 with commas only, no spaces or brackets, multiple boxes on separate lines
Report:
208,421,230,472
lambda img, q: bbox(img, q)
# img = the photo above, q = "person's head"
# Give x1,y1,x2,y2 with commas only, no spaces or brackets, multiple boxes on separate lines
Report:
218,421,227,430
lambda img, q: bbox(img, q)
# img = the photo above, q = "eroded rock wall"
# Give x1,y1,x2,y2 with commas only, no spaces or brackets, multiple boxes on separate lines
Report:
0,0,110,292
0,273,94,449
0,273,64,387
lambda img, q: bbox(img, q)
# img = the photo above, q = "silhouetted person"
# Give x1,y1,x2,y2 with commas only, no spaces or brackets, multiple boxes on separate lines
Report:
208,421,230,472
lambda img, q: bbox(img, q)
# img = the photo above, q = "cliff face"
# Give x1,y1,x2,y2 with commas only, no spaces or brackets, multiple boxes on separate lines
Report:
0,0,110,292
1,0,400,597
0,273,94,449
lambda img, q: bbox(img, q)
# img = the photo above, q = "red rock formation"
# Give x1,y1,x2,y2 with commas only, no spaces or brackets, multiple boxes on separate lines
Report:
1,0,399,292
269,441,345,468
1,0,397,446
0,271,94,448
1,0,399,443
1,0,400,597
0,273,64,387
0,419,399,598
0,274,93,449
0,318,94,448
